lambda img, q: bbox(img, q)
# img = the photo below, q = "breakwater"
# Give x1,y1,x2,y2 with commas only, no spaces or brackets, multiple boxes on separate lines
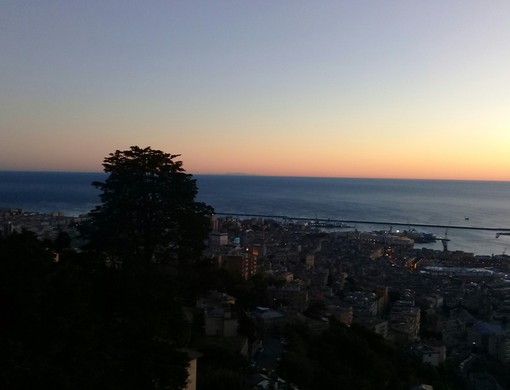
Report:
215,212,510,232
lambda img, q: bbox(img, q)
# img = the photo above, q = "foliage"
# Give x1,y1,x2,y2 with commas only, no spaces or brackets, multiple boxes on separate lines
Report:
230,273,280,309
469,355,510,389
196,344,250,390
1,147,217,389
237,309,260,343
0,231,190,389
82,146,213,266
278,322,466,390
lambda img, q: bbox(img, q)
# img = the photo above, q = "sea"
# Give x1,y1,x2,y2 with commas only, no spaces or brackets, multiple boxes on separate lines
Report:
1,171,510,256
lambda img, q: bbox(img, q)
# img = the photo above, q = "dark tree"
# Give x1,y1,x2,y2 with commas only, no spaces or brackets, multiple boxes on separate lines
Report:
197,344,250,390
83,146,213,266
0,237,191,389
1,148,214,390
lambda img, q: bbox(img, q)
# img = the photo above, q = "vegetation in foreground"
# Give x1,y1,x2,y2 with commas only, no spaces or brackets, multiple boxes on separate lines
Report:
1,146,212,389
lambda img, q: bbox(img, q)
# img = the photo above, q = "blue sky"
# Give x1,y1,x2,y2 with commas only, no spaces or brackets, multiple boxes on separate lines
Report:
1,1,510,179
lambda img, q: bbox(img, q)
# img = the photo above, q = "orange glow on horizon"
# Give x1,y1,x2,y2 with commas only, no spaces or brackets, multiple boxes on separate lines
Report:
2,3,510,182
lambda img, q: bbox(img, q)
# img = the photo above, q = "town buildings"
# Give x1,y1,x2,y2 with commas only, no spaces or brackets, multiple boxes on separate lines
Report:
7,209,510,388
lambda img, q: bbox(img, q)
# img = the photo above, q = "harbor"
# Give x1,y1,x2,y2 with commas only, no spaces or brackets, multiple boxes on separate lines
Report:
215,212,510,232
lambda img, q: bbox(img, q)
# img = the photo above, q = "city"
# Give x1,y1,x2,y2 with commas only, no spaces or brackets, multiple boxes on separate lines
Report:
4,207,510,389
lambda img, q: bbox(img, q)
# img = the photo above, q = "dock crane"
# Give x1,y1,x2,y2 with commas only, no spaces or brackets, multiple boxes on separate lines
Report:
439,227,450,252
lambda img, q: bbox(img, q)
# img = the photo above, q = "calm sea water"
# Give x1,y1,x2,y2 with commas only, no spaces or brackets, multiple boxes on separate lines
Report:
1,171,510,256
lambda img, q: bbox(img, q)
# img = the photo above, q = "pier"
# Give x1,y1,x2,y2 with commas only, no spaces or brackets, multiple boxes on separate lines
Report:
214,212,510,232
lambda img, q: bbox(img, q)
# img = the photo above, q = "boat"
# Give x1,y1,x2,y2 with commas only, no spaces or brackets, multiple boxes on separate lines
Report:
404,229,437,243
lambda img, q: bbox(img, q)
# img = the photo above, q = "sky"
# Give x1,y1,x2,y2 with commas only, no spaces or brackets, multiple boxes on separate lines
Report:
1,1,510,180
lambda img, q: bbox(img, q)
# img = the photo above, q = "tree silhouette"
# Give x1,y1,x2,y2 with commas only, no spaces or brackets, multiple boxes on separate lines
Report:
78,146,214,388
1,148,216,389
83,146,213,267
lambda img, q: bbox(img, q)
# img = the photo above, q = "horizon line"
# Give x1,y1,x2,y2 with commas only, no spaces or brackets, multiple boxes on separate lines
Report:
0,169,509,183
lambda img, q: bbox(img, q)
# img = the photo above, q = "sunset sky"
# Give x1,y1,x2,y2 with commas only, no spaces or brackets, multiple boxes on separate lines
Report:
1,1,510,180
